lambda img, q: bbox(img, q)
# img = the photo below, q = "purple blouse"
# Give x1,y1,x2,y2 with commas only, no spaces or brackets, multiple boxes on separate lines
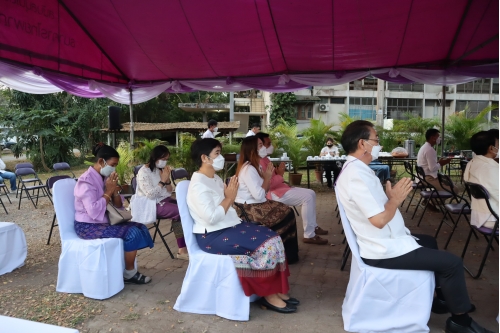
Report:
74,167,109,223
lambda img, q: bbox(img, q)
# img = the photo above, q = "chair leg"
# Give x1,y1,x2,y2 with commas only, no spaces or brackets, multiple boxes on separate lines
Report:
463,226,498,279
340,244,351,271
417,199,430,226
2,187,11,204
153,218,161,242
435,210,455,239
293,206,300,216
0,197,7,214
405,189,418,213
411,196,423,220
47,213,57,245
444,213,466,249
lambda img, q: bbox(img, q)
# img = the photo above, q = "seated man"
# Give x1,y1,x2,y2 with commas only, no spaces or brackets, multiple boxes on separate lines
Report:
0,157,17,193
336,120,489,333
256,132,328,245
463,131,499,229
417,128,451,190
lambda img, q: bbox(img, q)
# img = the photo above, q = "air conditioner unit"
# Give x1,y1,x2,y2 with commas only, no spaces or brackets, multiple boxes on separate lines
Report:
318,104,330,112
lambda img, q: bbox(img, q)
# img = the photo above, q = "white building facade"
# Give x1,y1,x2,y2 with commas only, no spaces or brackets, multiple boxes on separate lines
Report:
263,78,499,131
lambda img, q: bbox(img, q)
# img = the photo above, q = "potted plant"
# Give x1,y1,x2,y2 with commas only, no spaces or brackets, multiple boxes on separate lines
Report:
269,120,307,186
302,118,336,183
115,141,134,191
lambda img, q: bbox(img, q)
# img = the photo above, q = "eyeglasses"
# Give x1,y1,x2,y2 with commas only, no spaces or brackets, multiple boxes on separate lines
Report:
365,138,380,144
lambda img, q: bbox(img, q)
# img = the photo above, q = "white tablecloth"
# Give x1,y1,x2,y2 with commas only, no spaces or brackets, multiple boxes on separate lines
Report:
0,315,79,333
0,222,27,276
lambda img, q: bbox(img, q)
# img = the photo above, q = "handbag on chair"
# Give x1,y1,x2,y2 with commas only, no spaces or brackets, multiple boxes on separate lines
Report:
106,203,132,225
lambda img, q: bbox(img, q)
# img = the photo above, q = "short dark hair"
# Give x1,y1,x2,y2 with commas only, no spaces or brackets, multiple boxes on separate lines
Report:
148,145,170,172
326,137,334,143
425,128,440,141
487,128,499,139
251,123,261,129
208,119,218,128
340,120,374,154
470,131,497,155
92,143,119,162
255,132,269,142
190,138,222,168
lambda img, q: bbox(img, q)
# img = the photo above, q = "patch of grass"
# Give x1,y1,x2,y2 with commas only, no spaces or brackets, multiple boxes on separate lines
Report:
120,313,141,321
0,286,103,329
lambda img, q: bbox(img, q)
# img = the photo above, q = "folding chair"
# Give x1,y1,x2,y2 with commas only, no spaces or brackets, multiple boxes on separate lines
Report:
133,165,143,177
459,159,469,186
14,163,36,197
46,175,74,245
411,166,452,226
15,167,51,209
461,182,499,279
171,168,188,186
52,162,76,179
0,183,12,204
402,162,425,213
0,195,7,214
436,173,472,248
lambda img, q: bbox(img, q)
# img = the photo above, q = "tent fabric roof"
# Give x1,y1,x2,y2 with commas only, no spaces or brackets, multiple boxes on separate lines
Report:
0,0,498,99
102,121,240,133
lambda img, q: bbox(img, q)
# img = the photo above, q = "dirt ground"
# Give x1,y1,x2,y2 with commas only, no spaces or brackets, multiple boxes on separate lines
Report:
0,171,498,333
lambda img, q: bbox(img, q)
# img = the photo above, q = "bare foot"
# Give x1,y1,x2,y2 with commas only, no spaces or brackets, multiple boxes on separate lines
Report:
178,247,188,255
265,294,286,308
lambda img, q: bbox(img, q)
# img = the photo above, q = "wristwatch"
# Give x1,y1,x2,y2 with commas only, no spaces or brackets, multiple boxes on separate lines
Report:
159,181,166,187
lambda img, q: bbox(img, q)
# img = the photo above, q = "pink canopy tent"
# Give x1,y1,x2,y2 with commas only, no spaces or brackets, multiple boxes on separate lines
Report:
0,0,497,96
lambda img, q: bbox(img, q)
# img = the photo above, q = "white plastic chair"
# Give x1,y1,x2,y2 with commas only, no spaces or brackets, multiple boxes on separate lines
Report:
53,178,125,300
0,222,27,276
336,197,435,333
174,180,253,321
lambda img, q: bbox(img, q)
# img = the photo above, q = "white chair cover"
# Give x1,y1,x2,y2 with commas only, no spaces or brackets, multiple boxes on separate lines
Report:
0,222,27,276
0,315,79,333
53,179,125,300
173,180,251,321
337,197,435,333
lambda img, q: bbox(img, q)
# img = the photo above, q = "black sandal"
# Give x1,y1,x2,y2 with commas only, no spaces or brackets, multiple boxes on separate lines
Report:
124,272,152,284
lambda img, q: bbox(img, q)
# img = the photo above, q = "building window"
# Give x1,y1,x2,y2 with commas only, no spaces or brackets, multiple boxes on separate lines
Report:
456,79,491,94
319,97,329,104
296,104,313,120
387,98,423,119
349,76,378,91
348,97,377,120
492,78,499,94
330,97,345,104
387,82,424,92
455,100,490,117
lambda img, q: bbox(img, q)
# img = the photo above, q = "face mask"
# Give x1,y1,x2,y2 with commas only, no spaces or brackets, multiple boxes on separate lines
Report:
209,155,225,171
364,140,382,161
493,146,499,159
258,146,268,158
436,137,441,145
156,160,167,169
326,144,333,148
266,144,274,155
213,127,218,133
100,160,115,177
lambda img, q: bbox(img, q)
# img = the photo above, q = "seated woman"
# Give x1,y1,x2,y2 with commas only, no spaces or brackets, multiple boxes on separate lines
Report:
135,145,188,260
74,143,154,284
187,138,298,314
234,136,299,264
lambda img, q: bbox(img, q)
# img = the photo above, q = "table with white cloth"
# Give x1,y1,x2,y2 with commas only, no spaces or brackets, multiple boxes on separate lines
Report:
0,315,79,333
0,222,27,276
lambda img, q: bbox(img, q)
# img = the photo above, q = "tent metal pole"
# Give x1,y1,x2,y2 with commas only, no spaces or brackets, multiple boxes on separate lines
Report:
441,85,446,157
129,88,135,149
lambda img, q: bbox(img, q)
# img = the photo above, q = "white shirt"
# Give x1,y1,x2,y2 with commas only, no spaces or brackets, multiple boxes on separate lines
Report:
202,129,214,139
136,165,172,203
246,130,256,137
320,146,339,156
463,155,499,228
235,163,266,204
187,172,241,233
336,156,420,260
0,158,5,172
417,142,440,178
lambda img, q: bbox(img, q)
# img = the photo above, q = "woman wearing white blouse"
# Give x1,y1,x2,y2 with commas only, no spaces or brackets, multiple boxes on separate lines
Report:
136,145,188,260
187,138,298,314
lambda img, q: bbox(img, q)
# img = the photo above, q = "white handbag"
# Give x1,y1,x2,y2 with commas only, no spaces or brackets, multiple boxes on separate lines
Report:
130,195,157,224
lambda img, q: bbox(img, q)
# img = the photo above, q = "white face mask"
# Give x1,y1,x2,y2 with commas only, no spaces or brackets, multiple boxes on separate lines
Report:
266,144,274,155
213,127,218,133
100,160,115,177
156,160,167,169
436,137,441,145
209,154,225,171
493,146,499,159
364,140,382,161
258,146,268,158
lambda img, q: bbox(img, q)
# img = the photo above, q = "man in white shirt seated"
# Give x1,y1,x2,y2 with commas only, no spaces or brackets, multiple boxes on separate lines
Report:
417,128,451,190
320,137,340,189
336,120,488,333
463,131,499,229
246,123,260,137
201,119,218,139
0,157,17,193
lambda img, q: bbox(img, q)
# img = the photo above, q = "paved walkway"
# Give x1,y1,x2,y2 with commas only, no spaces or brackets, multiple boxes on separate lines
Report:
0,188,498,333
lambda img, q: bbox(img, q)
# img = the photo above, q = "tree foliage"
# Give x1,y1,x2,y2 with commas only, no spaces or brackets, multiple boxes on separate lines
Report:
302,118,335,156
269,93,297,127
